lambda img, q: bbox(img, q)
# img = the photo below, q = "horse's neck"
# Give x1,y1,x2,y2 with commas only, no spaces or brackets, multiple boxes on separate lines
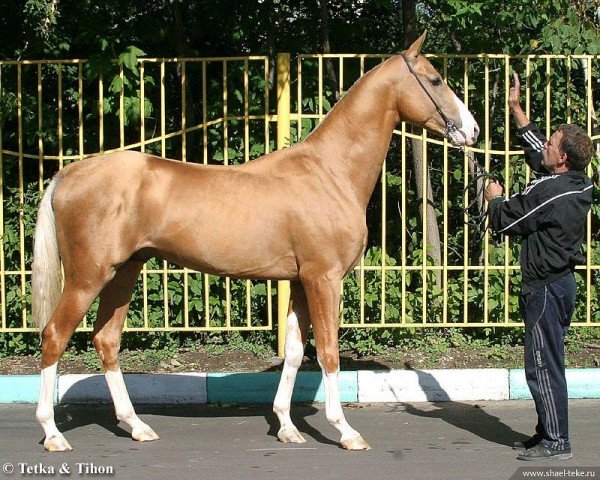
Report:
304,64,399,207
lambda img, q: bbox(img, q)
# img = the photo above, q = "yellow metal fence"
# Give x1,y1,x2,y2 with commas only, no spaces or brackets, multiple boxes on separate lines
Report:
0,53,598,342
295,53,599,329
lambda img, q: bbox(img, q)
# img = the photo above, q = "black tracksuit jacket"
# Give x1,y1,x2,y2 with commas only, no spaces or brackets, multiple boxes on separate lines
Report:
487,123,594,294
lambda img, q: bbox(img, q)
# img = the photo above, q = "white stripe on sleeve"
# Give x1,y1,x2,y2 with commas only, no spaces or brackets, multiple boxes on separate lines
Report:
523,130,545,152
498,184,593,233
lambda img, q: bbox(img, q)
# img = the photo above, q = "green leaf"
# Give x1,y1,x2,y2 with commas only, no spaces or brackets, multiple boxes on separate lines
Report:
109,76,123,93
127,46,146,57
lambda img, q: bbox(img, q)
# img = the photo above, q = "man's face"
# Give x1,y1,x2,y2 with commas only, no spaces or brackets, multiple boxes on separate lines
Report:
542,130,566,172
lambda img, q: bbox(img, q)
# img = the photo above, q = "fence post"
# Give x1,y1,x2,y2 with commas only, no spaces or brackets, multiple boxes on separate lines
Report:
276,53,291,358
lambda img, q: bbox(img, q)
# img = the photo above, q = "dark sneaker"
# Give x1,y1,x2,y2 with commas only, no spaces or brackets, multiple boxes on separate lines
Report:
517,444,573,461
513,434,543,451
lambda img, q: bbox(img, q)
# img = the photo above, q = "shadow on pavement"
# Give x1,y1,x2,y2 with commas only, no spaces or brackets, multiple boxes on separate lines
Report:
48,358,529,449
51,397,337,447
401,366,529,447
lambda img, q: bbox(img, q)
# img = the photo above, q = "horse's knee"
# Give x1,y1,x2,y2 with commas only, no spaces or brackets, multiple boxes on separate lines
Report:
284,312,306,368
92,334,120,370
284,338,304,369
316,349,339,374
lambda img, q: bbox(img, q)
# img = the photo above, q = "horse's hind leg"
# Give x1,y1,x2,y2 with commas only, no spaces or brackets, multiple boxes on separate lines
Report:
91,261,158,443
37,283,102,452
273,282,310,443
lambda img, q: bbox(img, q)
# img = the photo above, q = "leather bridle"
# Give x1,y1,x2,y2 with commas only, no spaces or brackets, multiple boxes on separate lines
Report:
400,53,467,145
401,54,500,236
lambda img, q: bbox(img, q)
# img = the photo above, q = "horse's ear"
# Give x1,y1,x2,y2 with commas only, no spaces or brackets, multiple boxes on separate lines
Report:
405,31,427,59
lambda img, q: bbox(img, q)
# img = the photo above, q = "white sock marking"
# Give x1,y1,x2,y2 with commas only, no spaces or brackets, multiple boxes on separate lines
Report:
36,363,62,441
273,312,305,434
321,368,360,442
105,369,147,432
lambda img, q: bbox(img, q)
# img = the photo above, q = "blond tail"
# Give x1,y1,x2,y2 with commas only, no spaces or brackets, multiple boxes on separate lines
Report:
31,179,62,333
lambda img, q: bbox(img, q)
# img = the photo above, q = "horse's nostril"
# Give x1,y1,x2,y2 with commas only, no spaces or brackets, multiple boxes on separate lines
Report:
474,124,480,139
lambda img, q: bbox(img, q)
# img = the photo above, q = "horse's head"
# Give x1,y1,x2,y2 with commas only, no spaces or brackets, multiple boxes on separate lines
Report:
392,32,479,146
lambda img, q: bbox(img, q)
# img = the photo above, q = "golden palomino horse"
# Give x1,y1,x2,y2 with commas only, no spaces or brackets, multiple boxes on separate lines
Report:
32,33,479,452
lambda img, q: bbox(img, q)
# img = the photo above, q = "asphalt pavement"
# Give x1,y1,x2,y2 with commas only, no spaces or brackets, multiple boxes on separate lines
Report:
1,400,599,480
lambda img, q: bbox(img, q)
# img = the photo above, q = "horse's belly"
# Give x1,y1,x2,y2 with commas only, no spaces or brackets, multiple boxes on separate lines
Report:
153,230,299,281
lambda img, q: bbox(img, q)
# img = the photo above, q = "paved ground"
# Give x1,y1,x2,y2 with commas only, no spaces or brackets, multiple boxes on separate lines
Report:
0,400,599,480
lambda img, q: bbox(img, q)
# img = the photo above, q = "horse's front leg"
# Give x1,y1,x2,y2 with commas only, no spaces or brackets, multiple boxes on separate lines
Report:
301,272,371,451
273,282,310,443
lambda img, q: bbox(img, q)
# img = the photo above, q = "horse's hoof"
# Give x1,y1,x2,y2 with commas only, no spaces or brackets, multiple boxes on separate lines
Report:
277,428,307,444
44,434,73,452
341,435,371,451
132,425,160,442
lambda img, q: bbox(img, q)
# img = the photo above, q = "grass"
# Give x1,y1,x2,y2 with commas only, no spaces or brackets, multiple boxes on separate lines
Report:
2,327,599,372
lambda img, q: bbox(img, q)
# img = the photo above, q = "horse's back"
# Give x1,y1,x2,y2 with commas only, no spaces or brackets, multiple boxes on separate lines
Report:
48,146,362,281
48,150,295,277
53,151,198,215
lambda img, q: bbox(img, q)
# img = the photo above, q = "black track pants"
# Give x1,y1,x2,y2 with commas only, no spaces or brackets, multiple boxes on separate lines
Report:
520,273,576,451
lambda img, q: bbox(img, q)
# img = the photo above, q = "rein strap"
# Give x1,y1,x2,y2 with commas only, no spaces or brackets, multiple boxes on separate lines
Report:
400,54,500,238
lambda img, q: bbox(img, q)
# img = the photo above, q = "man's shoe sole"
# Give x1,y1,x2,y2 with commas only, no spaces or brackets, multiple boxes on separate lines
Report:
513,435,543,451
518,452,573,461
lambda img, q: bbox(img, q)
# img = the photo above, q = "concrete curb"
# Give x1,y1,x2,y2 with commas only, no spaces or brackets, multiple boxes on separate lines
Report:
357,369,509,402
206,371,357,404
0,375,43,403
58,373,208,404
509,368,600,399
0,368,599,404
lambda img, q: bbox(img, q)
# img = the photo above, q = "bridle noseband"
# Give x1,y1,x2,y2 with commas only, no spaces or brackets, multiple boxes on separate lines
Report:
400,53,467,145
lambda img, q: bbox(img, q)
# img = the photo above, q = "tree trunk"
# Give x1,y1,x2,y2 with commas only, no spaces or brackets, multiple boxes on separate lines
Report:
580,58,600,178
411,129,442,269
402,0,418,49
172,2,199,161
317,0,340,100
403,1,442,283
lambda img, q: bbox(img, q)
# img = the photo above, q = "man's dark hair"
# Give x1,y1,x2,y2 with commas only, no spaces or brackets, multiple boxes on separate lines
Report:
557,124,593,171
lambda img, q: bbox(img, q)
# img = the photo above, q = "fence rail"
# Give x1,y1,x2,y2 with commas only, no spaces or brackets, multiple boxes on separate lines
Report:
0,53,598,349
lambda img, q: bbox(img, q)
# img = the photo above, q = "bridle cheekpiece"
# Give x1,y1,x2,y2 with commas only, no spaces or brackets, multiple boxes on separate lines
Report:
400,53,466,146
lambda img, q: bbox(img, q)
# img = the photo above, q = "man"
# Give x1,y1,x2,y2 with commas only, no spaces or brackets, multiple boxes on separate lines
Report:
484,73,594,461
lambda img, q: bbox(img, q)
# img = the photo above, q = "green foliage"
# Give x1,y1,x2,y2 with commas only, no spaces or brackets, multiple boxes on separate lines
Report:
0,333,40,357
536,1,600,55
22,0,62,55
1,1,599,360
85,44,150,129
202,331,275,358
0,91,17,130
425,0,600,55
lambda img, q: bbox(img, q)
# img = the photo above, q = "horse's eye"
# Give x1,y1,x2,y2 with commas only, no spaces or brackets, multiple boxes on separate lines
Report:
431,77,443,87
